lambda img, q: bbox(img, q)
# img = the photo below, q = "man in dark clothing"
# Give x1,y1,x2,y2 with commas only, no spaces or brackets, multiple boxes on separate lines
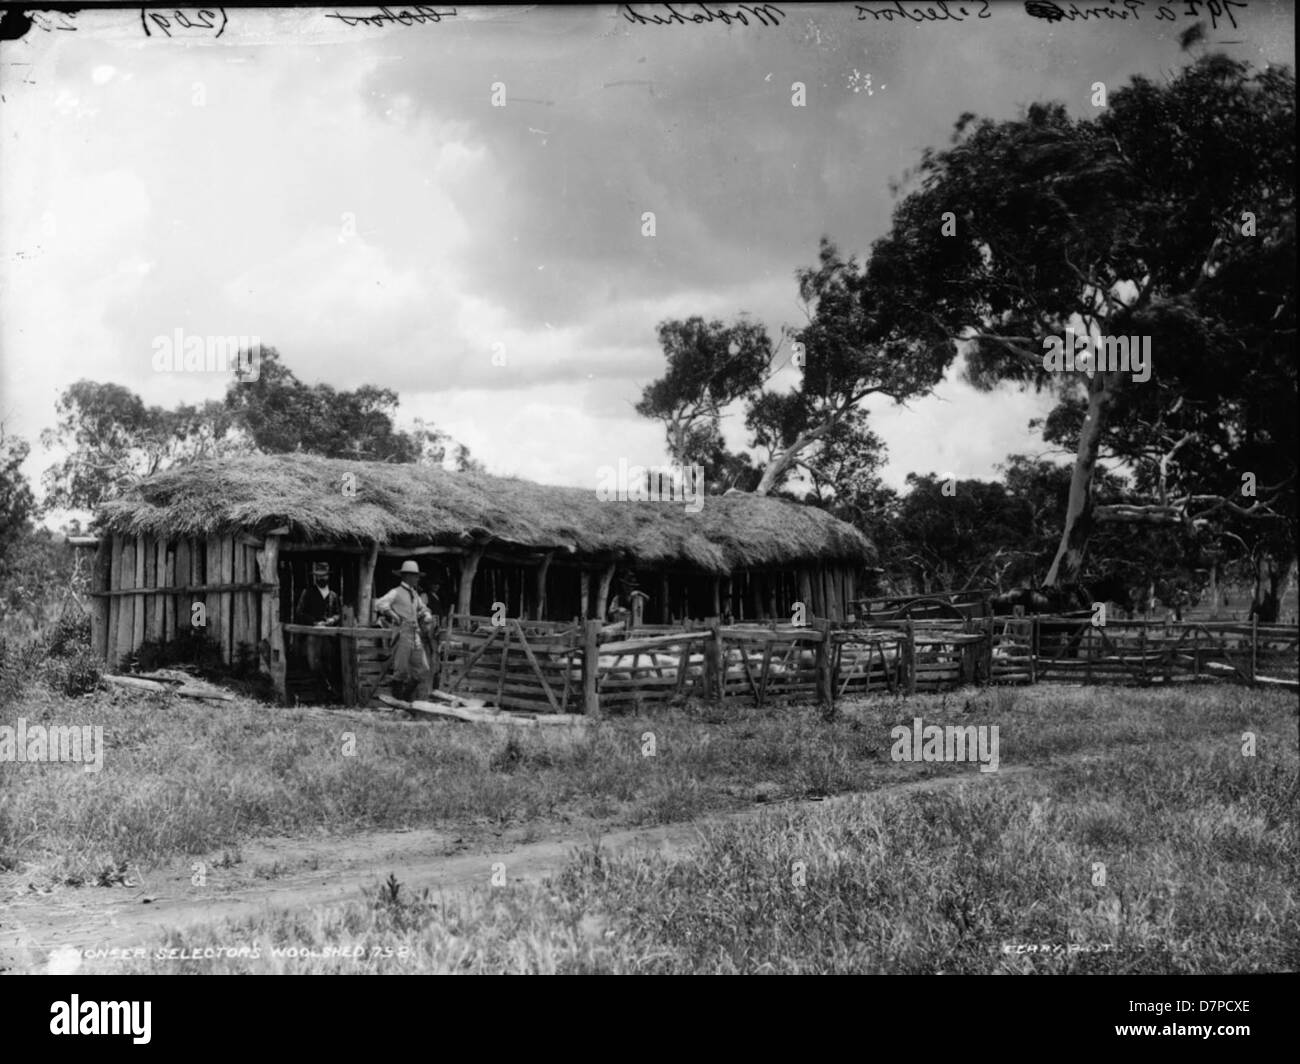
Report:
296,561,342,626
293,561,343,697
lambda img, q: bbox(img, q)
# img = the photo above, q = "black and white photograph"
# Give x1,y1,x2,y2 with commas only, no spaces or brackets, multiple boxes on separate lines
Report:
0,0,1295,1003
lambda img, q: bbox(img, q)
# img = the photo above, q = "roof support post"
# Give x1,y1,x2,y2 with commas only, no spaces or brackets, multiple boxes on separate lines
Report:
358,541,380,625
594,562,615,623
457,546,485,617
534,550,553,620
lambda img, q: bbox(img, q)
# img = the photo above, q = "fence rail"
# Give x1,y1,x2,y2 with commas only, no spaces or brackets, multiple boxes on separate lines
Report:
413,613,1300,716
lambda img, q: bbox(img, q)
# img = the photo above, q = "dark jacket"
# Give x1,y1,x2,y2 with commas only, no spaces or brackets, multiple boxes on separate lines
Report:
295,585,342,625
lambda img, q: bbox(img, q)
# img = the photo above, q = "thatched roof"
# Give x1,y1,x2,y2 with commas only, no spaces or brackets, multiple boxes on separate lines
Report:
97,454,874,573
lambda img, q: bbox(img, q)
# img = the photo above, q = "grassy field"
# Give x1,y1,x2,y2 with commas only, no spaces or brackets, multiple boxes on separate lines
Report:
4,673,1296,973
77,696,1297,974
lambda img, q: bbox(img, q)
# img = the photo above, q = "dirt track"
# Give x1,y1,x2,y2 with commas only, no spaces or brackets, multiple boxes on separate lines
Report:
0,766,1032,974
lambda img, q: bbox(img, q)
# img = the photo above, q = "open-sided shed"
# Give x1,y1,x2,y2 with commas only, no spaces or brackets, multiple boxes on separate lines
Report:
88,453,875,703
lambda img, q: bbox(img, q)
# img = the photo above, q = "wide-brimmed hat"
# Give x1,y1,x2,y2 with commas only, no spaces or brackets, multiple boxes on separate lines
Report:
311,562,331,576
393,560,422,579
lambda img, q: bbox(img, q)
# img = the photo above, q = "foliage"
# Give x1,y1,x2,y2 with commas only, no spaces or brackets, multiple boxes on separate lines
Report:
0,428,36,570
867,55,1296,593
39,349,482,516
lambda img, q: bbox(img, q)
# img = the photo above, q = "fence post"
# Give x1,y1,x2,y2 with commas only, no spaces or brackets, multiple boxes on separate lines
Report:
1250,615,1258,683
906,619,917,695
983,614,993,686
814,618,834,718
706,617,723,703
582,618,601,718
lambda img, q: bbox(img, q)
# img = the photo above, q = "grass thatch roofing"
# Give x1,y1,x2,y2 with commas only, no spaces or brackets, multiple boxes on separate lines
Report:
97,454,874,573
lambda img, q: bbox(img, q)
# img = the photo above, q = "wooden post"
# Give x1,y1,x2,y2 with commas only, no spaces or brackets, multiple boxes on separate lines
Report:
660,572,671,623
91,538,111,661
814,618,833,717
340,607,357,708
594,562,615,622
799,569,814,623
174,538,190,645
580,569,591,620
712,576,721,618
983,614,993,685
1250,615,1257,682
106,535,121,666
243,543,257,661
257,535,286,700
204,536,224,663
721,575,733,622
132,535,147,654
702,621,715,698
142,536,158,646
457,546,484,617
534,550,553,620
191,537,205,642
115,536,136,669
706,617,723,703
358,541,379,626
163,544,176,644
230,541,246,662
826,568,840,622
581,618,601,717
906,619,916,695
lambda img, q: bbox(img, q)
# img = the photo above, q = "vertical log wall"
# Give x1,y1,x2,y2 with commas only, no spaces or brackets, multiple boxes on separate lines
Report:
93,533,273,671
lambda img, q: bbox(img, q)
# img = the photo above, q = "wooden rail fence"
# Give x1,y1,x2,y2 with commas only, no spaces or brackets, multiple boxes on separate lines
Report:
431,613,1297,716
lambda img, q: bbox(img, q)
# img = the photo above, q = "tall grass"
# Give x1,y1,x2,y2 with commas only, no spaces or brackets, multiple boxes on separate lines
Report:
4,682,1291,886
85,721,1298,974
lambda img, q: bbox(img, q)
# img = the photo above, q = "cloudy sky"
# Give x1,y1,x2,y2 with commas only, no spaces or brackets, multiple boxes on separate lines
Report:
1,1,1293,516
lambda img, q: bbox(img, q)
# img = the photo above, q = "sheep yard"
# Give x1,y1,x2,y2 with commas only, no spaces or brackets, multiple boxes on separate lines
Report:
2,677,1294,975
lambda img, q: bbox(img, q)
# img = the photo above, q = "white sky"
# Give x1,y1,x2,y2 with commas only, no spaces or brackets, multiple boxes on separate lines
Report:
1,2,1293,522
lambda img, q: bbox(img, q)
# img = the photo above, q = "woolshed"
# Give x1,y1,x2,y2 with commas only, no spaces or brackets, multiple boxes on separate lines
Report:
88,453,875,706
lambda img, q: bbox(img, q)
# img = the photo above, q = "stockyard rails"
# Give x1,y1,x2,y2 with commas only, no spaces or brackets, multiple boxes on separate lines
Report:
0,2,1294,1027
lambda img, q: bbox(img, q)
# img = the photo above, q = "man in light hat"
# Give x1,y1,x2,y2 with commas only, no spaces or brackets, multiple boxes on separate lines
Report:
374,560,436,703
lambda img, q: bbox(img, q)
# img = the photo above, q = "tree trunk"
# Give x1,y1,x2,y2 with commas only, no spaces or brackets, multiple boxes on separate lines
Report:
753,421,834,496
1044,374,1119,588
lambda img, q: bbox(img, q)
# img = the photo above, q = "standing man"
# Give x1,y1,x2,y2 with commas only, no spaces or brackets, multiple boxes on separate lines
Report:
294,561,342,696
374,560,435,704
295,561,342,627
